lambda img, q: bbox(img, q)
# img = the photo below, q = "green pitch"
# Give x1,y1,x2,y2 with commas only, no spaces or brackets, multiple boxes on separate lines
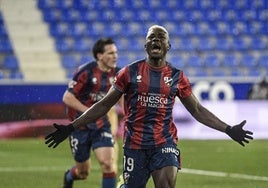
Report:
0,138,267,188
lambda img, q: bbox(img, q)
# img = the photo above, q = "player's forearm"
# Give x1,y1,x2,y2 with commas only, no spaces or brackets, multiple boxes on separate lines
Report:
192,105,229,132
72,101,111,129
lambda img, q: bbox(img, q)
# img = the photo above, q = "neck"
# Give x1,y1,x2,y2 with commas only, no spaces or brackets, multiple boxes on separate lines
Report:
147,57,166,68
97,61,111,72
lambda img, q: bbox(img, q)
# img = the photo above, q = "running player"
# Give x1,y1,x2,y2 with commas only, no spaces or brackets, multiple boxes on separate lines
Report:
45,25,253,188
61,38,120,188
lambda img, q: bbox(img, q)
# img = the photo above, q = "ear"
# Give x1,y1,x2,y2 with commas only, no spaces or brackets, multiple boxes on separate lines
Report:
168,42,171,50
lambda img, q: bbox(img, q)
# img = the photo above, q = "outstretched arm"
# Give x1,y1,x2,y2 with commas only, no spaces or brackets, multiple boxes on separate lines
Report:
180,94,253,146
45,87,123,148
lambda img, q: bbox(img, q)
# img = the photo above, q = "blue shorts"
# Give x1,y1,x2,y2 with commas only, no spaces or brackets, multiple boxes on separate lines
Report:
69,127,114,163
122,143,181,188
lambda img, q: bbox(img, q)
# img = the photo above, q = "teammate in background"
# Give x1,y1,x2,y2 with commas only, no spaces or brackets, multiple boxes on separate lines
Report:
45,25,253,188
60,38,120,188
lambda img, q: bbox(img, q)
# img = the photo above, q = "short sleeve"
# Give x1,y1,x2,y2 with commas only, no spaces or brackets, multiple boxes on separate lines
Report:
177,71,192,98
113,66,129,93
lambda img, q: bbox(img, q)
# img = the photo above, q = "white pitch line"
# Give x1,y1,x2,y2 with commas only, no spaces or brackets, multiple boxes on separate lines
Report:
0,166,267,182
181,168,268,182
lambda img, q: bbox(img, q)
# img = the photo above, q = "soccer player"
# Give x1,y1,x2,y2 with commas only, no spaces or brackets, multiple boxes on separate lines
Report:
45,25,253,188
60,38,120,188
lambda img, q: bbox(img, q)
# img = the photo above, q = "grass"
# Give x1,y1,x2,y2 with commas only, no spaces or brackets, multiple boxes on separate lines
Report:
0,138,267,188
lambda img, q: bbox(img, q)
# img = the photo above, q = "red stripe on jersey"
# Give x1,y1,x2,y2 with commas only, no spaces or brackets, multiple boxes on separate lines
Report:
129,62,149,149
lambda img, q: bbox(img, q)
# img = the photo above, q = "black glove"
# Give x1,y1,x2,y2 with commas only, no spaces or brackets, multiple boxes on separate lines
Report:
45,123,75,148
225,120,253,146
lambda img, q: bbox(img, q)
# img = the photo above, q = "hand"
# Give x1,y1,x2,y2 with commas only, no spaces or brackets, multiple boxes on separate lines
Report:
45,123,74,148
225,120,253,146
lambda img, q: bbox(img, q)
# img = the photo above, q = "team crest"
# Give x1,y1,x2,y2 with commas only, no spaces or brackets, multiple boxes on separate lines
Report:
164,77,172,86
92,77,97,84
137,75,142,82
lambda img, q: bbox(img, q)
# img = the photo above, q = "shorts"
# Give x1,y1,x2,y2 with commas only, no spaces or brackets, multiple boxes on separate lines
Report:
122,143,181,188
69,127,114,163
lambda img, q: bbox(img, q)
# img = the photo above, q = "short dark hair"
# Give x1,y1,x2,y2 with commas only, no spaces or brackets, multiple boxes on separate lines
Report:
92,38,115,60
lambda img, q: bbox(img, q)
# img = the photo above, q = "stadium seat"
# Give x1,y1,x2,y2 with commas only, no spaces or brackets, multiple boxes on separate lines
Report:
203,54,220,67
250,36,267,50
196,37,215,51
66,22,86,38
0,39,13,53
222,54,239,67
3,56,19,71
61,55,77,70
79,55,94,65
49,22,68,37
240,54,258,68
215,37,232,51
187,55,204,68
55,38,73,53
73,38,91,52
247,68,261,77
210,68,228,77
9,71,24,79
258,55,268,68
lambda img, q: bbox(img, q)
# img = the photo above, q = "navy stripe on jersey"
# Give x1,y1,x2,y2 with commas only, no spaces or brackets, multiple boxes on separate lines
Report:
140,69,161,147
124,62,140,148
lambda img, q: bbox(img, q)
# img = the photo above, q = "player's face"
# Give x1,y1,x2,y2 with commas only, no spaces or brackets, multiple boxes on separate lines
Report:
99,44,118,69
145,27,170,59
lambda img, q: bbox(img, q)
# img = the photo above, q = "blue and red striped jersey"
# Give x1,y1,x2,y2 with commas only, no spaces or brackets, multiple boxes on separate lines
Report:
113,59,192,149
67,61,120,129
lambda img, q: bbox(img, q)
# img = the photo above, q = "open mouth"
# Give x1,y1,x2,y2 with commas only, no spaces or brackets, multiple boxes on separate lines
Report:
151,44,161,53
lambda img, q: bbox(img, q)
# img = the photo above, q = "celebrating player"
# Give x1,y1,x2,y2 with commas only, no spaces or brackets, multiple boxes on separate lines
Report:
59,38,120,188
45,25,253,188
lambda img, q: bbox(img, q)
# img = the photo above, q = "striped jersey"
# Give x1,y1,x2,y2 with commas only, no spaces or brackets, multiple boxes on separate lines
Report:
67,61,120,129
113,59,192,149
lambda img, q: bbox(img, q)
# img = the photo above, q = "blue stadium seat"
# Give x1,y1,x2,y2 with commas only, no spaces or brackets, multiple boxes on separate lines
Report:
43,9,61,23
222,54,239,67
49,22,68,37
117,55,129,68
232,37,248,50
175,21,195,36
205,10,222,21
214,21,232,35
231,21,248,35
9,71,24,79
258,55,268,68
66,23,86,38
247,68,261,77
179,38,195,51
55,38,73,53
0,39,13,53
248,21,265,34
73,38,90,52
187,55,204,68
0,24,7,37
198,0,216,10
61,55,77,70
250,36,267,50
240,54,258,68
4,56,19,70
210,68,228,77
61,9,80,22
215,37,232,51
196,37,215,51
168,55,186,68
79,55,94,65
203,54,220,67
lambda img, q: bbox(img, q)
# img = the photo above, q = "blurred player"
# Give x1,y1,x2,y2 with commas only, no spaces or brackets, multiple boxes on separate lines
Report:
61,38,120,188
45,25,253,188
